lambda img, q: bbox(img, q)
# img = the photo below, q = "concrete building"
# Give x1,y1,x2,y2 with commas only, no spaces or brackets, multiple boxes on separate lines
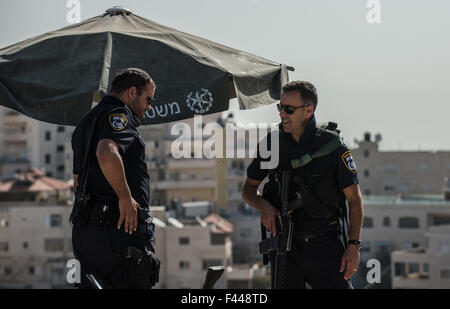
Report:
391,225,450,289
360,194,450,260
151,209,233,289
0,106,74,180
0,169,73,289
352,132,450,196
225,263,270,289
154,158,216,205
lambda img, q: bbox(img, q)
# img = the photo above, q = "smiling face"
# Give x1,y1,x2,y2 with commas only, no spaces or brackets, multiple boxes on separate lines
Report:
279,90,315,140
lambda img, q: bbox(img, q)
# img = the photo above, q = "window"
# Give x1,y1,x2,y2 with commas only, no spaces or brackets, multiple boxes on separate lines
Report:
57,126,65,133
440,269,450,279
50,214,62,228
419,163,428,172
57,165,65,172
210,233,226,245
29,266,36,275
383,217,391,227
394,263,406,277
408,263,420,274
384,185,395,192
57,145,64,152
364,150,369,158
363,217,373,228
364,170,370,178
364,189,371,196
170,172,180,181
45,131,51,141
423,263,430,273
179,261,190,270
155,141,159,148
384,164,397,173
440,243,449,253
23,242,28,249
202,259,223,270
0,242,9,252
432,216,450,226
45,154,51,164
44,238,64,252
179,237,190,245
3,266,12,276
398,217,420,229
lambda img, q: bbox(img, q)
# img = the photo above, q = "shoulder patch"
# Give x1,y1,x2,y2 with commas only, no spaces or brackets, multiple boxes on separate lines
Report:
341,151,357,174
109,113,128,131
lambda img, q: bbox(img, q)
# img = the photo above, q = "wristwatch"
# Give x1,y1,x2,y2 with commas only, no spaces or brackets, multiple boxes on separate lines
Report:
348,240,362,248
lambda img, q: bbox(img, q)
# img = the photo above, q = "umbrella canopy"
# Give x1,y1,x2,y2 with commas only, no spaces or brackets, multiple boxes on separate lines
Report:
0,7,292,126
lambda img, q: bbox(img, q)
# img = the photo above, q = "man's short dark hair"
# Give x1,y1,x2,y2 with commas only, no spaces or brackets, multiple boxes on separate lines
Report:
282,81,318,110
111,68,155,95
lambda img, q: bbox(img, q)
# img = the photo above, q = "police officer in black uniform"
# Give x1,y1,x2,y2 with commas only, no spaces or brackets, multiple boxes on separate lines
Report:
71,68,159,289
242,81,364,289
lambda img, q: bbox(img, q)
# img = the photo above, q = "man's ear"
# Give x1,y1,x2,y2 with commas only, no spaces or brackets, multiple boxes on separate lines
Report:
128,86,137,100
306,104,315,117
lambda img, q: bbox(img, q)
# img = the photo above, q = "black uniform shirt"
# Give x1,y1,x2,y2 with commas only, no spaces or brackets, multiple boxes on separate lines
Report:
247,116,359,191
72,95,151,210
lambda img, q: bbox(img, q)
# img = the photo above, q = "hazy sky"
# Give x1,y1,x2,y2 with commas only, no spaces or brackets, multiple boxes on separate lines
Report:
1,0,449,151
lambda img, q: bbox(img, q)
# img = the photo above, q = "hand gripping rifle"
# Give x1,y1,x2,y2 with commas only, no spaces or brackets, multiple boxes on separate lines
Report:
259,170,293,289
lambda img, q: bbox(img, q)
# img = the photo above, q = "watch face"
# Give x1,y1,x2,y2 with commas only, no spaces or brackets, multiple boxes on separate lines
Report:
348,240,361,245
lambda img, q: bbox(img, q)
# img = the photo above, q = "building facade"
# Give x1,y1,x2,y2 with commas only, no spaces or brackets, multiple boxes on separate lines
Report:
391,225,450,288
0,106,74,180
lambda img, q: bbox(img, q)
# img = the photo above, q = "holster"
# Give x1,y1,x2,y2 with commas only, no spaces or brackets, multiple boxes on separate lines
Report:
70,192,94,227
124,246,160,289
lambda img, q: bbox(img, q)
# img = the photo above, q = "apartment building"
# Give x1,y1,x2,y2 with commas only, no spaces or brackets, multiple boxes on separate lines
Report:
360,194,450,261
0,106,74,180
352,132,450,196
0,169,73,289
151,207,233,289
391,225,450,289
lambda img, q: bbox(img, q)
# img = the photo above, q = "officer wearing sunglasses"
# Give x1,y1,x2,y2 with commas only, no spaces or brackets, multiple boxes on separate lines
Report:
242,81,364,289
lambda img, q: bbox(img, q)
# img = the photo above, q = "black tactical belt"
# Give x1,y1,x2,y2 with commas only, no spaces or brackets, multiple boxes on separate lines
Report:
293,229,339,243
89,201,153,226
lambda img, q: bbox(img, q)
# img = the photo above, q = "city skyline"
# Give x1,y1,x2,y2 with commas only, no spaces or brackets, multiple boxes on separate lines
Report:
1,0,449,151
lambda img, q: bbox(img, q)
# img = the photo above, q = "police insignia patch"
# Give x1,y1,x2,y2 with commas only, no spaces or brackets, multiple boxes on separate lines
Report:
109,113,128,131
342,151,357,174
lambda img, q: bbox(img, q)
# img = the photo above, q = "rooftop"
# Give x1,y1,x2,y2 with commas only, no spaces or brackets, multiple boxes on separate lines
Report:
363,194,450,207
0,168,71,193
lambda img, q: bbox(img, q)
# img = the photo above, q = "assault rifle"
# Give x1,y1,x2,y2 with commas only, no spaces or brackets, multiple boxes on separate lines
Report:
259,170,293,289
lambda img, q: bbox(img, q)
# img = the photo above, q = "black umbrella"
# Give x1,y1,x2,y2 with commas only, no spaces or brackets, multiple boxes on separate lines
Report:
0,7,293,126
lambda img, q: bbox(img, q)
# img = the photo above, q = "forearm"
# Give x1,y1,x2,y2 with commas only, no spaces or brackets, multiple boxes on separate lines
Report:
97,146,132,201
347,198,363,241
242,182,269,212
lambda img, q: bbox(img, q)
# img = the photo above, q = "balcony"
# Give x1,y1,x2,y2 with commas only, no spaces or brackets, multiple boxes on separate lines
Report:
155,179,215,190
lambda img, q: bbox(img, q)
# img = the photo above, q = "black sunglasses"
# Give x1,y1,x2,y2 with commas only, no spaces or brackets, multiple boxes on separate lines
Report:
146,96,155,106
277,103,310,115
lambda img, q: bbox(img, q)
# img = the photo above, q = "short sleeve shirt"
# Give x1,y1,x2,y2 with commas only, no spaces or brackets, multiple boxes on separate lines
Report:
247,127,359,191
72,95,151,210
